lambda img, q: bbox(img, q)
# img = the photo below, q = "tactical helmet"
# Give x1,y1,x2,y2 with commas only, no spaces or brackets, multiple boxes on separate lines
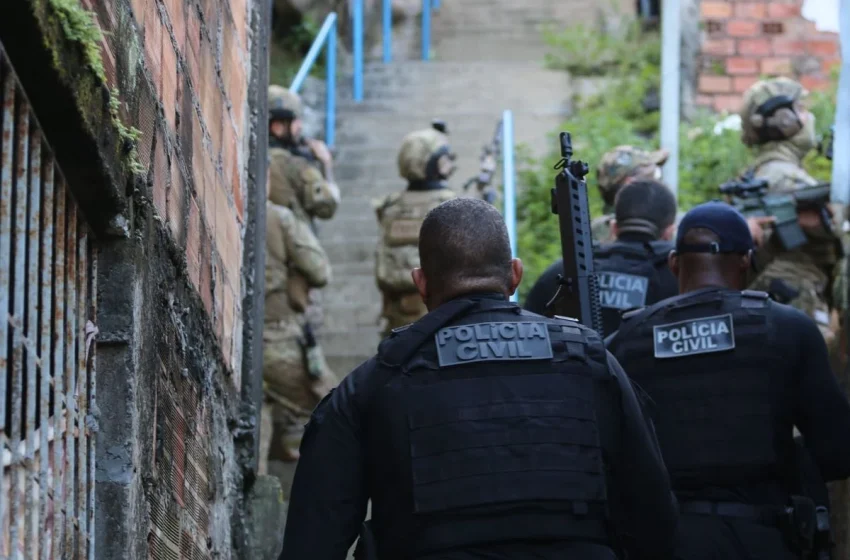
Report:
740,78,807,146
397,128,454,182
596,146,668,203
268,84,303,122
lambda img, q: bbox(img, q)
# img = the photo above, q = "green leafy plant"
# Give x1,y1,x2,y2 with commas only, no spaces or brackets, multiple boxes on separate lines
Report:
48,0,144,175
270,14,329,87
518,17,838,298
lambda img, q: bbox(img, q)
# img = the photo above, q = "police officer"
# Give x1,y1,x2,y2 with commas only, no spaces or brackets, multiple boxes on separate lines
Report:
606,202,850,559
268,84,340,223
282,198,678,560
261,162,337,497
267,85,338,380
738,78,842,350
591,145,669,243
525,179,679,336
373,123,456,337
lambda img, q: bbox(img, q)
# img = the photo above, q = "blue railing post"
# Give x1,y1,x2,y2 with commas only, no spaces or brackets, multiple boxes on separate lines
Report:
501,110,517,302
353,0,364,101
382,0,392,62
421,0,431,60
289,14,338,147
432,0,440,10
326,20,336,147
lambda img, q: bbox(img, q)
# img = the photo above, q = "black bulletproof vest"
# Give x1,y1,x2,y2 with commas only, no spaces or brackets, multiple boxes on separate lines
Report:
594,240,677,337
613,289,784,490
366,298,616,558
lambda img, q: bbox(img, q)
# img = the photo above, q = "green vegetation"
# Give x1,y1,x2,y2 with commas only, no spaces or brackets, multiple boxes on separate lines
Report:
46,0,145,175
516,17,837,297
270,14,327,87
48,0,106,81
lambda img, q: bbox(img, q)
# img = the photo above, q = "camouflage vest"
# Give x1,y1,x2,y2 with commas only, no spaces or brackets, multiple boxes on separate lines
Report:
374,187,456,295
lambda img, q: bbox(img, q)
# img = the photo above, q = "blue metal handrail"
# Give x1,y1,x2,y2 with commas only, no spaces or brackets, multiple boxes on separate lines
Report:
380,0,439,64
289,13,337,147
501,110,518,302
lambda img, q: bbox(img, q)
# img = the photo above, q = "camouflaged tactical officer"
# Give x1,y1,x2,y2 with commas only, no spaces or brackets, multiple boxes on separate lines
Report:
261,176,337,496
267,85,338,379
739,78,843,348
592,146,669,243
268,85,340,223
373,125,457,337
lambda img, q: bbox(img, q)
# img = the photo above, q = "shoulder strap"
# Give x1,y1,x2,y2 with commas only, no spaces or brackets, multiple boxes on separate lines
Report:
379,299,477,367
738,289,770,309
647,240,675,266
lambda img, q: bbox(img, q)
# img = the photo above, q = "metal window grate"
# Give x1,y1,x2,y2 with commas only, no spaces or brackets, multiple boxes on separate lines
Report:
0,43,97,559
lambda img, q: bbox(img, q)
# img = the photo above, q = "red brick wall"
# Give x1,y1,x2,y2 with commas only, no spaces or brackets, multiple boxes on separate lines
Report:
81,0,250,383
697,0,839,113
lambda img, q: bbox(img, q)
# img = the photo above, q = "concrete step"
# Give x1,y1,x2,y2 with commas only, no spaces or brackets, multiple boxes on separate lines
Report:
318,0,596,370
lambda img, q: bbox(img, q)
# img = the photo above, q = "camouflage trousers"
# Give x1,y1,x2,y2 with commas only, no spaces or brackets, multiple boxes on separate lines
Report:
380,291,427,338
749,257,838,353
259,324,337,496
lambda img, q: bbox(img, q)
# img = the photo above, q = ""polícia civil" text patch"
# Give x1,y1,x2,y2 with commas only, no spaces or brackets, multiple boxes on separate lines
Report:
598,272,649,311
652,313,735,359
435,322,553,367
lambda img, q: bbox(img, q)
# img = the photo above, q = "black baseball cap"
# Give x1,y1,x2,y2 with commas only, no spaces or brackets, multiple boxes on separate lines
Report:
676,202,754,254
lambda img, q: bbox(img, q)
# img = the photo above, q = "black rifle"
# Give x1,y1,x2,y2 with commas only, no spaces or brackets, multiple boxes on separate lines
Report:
546,132,604,334
462,119,502,205
719,170,833,251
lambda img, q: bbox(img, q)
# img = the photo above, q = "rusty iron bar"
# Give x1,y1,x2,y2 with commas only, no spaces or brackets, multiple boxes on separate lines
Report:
25,127,43,559
39,155,54,560
0,42,97,560
86,245,96,560
52,176,66,558
0,57,15,552
11,94,31,559
63,196,77,559
76,223,87,559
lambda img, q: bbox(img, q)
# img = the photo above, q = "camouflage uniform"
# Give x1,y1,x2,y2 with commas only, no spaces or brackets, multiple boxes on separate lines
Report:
739,78,841,348
374,127,457,337
260,201,336,493
267,85,340,223
592,146,670,243
267,85,339,375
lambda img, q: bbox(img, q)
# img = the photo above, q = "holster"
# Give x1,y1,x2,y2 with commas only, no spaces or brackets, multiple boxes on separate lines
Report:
299,322,324,379
353,520,378,560
780,495,816,557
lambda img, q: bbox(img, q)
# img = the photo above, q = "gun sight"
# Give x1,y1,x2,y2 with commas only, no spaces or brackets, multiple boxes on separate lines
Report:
719,178,768,197
555,132,589,180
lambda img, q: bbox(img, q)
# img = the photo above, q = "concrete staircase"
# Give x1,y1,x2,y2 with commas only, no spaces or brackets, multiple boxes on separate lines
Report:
317,0,602,377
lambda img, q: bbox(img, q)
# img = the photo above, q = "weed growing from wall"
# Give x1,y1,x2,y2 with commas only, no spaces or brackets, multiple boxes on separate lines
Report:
47,0,145,175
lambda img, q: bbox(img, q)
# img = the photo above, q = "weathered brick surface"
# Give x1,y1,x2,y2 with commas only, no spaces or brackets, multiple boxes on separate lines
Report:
697,0,838,112
7,0,264,555
83,0,250,377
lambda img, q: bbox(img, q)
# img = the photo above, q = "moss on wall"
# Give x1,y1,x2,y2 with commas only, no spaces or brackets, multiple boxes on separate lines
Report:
37,0,144,176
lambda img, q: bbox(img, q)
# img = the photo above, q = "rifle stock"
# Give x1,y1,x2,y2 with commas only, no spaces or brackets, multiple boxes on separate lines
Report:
547,132,604,334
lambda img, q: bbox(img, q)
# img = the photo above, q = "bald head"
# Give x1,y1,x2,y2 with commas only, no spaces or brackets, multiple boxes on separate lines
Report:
414,198,522,308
